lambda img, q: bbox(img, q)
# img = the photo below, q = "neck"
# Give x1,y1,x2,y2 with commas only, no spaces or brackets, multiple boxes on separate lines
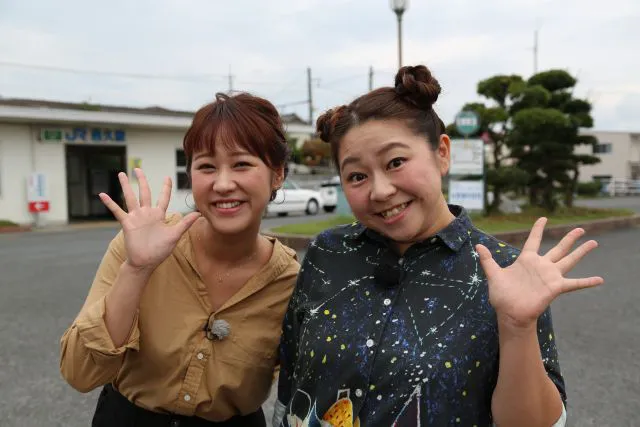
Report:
394,197,455,255
195,218,262,264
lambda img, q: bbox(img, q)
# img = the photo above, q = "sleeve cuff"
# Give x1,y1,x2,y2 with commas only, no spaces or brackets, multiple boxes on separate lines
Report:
74,296,140,356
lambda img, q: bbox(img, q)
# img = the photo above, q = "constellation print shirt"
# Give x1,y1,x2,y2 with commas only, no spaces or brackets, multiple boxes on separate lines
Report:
275,205,566,427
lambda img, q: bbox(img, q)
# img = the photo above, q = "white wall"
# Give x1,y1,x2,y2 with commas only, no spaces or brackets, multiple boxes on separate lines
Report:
577,131,636,182
125,129,192,215
0,124,33,225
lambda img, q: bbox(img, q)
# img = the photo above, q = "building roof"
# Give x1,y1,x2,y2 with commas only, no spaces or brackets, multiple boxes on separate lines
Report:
0,97,309,125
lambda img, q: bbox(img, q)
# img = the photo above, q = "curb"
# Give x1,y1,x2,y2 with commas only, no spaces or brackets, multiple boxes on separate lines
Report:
0,225,33,234
264,214,640,252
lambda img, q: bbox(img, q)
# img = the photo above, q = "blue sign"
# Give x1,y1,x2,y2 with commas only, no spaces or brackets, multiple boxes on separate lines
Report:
41,127,126,143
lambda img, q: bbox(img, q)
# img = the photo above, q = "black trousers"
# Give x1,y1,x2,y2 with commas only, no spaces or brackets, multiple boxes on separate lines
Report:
91,384,266,427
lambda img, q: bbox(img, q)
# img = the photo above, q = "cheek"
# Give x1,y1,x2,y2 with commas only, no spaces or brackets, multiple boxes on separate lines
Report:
343,186,368,210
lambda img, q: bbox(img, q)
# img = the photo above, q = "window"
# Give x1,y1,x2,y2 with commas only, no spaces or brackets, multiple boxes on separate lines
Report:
176,149,189,189
593,143,612,154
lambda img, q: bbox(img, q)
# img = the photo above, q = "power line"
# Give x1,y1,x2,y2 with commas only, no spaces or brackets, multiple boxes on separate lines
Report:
0,60,285,86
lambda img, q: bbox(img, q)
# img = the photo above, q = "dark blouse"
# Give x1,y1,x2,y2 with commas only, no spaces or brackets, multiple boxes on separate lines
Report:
275,205,566,426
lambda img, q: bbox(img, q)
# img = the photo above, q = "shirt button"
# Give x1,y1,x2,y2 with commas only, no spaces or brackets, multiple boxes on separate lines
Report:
355,389,363,397
197,352,204,360
366,339,374,348
170,421,180,427
183,394,191,402
383,298,391,306
430,237,437,243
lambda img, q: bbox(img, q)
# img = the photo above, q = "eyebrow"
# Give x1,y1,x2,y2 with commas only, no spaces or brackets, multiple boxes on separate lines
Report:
340,141,410,171
193,149,251,161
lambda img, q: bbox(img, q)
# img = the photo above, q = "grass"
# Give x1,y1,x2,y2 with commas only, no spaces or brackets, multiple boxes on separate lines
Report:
0,219,18,227
270,206,635,236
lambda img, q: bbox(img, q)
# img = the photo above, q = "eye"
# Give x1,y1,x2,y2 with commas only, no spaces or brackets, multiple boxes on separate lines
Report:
234,161,252,168
197,163,215,171
387,157,406,169
346,172,366,183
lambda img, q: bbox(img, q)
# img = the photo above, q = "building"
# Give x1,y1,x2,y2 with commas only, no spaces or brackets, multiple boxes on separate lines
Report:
0,98,314,226
576,130,640,182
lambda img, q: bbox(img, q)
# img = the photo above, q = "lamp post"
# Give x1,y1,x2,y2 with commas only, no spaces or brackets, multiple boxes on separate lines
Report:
390,0,409,69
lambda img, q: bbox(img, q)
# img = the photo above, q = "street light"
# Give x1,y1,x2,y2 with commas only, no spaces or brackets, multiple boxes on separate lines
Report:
390,0,409,68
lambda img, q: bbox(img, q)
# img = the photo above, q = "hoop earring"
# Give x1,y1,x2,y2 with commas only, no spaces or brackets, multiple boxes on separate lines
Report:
185,192,198,212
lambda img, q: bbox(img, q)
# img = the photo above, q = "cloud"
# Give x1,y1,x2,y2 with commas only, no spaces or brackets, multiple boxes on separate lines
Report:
0,0,638,130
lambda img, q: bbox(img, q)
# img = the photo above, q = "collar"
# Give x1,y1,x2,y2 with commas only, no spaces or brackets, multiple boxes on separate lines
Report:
348,204,473,252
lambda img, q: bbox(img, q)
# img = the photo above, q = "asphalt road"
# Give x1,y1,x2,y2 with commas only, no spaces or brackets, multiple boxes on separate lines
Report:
0,212,638,426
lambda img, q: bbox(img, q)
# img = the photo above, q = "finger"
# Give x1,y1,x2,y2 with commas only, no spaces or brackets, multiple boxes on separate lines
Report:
556,240,599,274
475,244,501,279
560,276,604,293
544,227,585,262
173,211,201,238
157,177,172,212
522,217,548,253
98,193,127,222
135,169,153,208
118,172,139,212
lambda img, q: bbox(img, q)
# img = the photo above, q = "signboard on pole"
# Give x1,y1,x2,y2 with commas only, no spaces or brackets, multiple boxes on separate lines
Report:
450,139,484,176
449,180,484,211
27,172,50,213
454,110,480,137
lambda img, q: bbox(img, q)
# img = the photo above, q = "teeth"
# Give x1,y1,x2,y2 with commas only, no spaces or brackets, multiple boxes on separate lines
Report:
216,201,241,209
381,203,408,218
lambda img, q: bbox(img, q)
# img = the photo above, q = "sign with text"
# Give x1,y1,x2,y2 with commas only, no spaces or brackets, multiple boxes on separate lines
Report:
450,139,484,176
27,172,50,213
40,127,126,144
449,180,484,211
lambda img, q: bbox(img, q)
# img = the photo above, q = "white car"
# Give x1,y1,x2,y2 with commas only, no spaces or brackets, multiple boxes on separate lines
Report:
319,175,340,213
266,180,323,216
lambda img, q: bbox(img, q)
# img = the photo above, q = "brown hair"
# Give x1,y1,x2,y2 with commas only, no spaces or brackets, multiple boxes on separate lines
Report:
316,65,446,168
183,92,290,200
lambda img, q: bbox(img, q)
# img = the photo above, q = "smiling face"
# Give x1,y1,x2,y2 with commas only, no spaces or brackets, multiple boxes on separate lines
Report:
338,119,454,252
190,142,283,236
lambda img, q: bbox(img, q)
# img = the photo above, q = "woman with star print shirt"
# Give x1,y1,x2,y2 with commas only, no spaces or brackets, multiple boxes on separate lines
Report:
274,65,603,427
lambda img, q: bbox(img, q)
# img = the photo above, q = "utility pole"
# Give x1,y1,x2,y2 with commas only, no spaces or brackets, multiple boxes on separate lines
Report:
369,66,374,91
228,65,234,93
533,29,539,75
307,67,313,125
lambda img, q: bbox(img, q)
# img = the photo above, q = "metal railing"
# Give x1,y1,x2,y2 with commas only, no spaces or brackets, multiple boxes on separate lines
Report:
601,178,640,196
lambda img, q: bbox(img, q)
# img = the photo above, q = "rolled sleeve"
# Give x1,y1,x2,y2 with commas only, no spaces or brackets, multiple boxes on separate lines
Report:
75,295,140,356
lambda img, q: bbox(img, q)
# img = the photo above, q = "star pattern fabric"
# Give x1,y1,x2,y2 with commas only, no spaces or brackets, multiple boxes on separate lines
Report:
276,205,566,426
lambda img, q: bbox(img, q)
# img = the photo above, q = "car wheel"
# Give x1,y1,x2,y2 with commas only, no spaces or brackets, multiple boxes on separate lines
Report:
306,199,319,215
323,206,336,213
277,212,288,217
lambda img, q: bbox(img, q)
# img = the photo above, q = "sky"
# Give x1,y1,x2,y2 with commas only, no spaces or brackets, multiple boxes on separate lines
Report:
1,0,639,131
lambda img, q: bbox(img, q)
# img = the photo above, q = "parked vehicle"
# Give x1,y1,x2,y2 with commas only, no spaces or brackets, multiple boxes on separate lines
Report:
266,180,323,216
319,175,340,213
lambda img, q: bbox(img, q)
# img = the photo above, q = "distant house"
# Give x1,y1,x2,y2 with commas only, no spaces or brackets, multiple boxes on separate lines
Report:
0,98,314,225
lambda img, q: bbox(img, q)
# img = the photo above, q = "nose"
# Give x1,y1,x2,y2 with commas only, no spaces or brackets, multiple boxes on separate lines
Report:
212,168,237,193
370,172,395,202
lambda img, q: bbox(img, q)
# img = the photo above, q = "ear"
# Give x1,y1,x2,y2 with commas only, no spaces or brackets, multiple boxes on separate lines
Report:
272,166,285,190
436,134,451,177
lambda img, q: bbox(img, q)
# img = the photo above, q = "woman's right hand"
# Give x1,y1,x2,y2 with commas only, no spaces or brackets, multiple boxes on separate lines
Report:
99,168,201,273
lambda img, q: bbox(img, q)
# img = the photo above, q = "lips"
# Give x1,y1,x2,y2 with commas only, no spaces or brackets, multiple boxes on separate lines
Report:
377,201,411,219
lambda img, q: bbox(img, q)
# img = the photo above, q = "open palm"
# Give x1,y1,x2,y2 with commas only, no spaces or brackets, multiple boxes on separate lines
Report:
99,168,201,271
476,217,604,328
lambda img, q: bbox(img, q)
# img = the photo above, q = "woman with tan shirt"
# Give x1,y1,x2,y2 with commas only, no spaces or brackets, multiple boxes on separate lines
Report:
60,92,300,426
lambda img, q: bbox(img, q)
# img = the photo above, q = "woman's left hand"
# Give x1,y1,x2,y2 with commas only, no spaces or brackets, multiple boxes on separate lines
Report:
476,217,604,329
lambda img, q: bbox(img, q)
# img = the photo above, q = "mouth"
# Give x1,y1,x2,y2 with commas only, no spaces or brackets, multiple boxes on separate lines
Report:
376,201,412,220
214,201,243,209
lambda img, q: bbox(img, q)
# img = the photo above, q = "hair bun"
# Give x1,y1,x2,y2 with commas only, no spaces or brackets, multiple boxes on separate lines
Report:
316,105,348,143
394,65,441,109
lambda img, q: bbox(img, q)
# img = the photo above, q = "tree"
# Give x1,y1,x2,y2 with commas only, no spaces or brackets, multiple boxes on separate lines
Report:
449,70,600,213
509,70,600,210
447,76,529,213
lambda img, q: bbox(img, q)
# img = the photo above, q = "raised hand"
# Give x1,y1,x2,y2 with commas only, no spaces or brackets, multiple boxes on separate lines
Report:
476,217,604,329
99,168,201,272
